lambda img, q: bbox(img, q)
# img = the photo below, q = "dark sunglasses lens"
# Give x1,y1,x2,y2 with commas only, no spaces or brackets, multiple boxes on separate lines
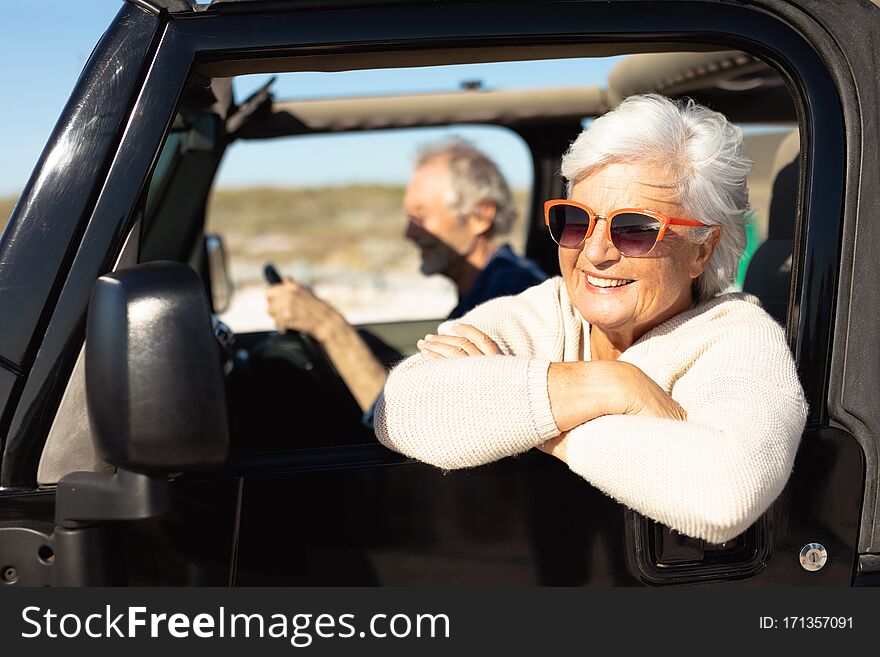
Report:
610,213,662,255
548,204,591,247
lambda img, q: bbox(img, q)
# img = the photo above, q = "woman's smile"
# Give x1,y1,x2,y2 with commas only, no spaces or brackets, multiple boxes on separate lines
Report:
583,271,636,293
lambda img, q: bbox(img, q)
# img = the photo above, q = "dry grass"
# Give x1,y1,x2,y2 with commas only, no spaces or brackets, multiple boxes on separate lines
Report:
0,196,18,234
209,185,406,284
206,185,529,285
207,185,410,273
208,185,407,236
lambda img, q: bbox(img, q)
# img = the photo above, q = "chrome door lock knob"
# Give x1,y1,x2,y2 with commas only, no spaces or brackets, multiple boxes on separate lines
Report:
799,543,827,571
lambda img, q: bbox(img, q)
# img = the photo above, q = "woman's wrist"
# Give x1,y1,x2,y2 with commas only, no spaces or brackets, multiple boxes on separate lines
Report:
548,360,630,431
538,431,570,462
601,360,641,415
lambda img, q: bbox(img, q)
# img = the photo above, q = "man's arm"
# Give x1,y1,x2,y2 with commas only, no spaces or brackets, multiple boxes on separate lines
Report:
316,316,387,412
266,278,386,412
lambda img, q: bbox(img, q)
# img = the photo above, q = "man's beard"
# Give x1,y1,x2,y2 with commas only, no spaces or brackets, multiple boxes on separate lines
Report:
418,242,457,277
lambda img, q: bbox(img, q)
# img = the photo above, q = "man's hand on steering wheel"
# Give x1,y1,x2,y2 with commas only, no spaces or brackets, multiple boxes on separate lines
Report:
265,276,343,343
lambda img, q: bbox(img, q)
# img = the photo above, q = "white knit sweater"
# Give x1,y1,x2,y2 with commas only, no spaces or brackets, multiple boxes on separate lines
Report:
375,277,808,544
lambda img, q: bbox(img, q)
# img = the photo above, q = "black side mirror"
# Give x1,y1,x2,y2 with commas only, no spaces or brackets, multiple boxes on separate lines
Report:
85,261,229,473
205,233,233,314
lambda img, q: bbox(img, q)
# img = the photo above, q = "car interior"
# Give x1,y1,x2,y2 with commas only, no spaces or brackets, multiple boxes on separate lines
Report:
36,45,801,485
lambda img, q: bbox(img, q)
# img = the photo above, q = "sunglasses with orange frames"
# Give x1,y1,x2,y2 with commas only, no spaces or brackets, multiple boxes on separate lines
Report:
543,199,711,257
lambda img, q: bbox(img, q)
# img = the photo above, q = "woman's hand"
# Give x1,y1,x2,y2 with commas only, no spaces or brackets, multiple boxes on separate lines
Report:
540,363,686,464
537,431,569,462
547,360,687,433
619,362,688,421
417,323,502,359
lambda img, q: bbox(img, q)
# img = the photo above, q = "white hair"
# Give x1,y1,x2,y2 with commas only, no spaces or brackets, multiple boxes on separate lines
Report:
416,138,518,236
560,93,753,302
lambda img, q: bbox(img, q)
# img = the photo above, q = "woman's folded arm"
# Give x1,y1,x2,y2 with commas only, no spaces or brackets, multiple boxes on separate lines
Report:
376,279,574,467
562,369,808,544
375,354,558,469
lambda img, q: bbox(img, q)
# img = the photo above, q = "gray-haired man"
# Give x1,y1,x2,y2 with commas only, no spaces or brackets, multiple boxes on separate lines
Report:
266,139,546,420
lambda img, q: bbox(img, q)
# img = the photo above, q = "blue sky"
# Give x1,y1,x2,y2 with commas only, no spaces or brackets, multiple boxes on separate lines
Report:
0,2,121,196
0,1,621,196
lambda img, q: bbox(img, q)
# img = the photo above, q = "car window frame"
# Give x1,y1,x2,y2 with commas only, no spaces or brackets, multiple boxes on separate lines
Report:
204,121,537,329
1,0,846,491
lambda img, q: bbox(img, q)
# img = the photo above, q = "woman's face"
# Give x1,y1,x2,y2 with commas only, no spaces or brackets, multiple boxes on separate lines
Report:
561,162,719,345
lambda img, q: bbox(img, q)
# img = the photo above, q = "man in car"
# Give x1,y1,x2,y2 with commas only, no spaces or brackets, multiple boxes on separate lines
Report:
265,138,547,417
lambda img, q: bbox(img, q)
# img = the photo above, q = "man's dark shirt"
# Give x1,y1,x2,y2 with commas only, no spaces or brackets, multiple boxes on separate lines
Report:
447,244,549,319
362,244,547,430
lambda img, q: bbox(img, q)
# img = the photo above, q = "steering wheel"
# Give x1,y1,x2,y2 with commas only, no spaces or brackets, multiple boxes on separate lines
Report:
219,264,367,453
212,314,236,375
257,262,345,388
247,328,344,392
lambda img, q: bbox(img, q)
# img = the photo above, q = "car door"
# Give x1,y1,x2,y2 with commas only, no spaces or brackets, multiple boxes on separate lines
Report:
0,4,241,585
165,1,860,586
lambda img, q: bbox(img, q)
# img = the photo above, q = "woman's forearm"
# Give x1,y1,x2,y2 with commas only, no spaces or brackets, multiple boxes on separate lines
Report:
378,357,636,468
560,409,803,543
376,355,558,469
547,360,631,431
547,360,687,433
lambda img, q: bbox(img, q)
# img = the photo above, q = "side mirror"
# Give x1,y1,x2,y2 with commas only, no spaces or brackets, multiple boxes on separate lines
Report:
205,233,233,314
85,261,229,473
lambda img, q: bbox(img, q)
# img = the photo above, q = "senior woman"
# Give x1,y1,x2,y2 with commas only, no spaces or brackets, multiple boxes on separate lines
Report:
374,93,808,544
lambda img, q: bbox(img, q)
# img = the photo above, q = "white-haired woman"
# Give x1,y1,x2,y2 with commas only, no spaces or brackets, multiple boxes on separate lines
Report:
375,94,808,544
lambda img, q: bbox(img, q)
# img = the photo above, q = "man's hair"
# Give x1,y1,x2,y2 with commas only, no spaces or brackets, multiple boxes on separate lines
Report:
560,93,754,302
416,138,518,236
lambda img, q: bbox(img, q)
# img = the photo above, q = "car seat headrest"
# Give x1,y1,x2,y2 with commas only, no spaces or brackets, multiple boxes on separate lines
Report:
767,130,800,241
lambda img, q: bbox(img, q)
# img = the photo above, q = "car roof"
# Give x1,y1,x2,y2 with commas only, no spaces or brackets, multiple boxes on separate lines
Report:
233,49,792,139
143,0,439,13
